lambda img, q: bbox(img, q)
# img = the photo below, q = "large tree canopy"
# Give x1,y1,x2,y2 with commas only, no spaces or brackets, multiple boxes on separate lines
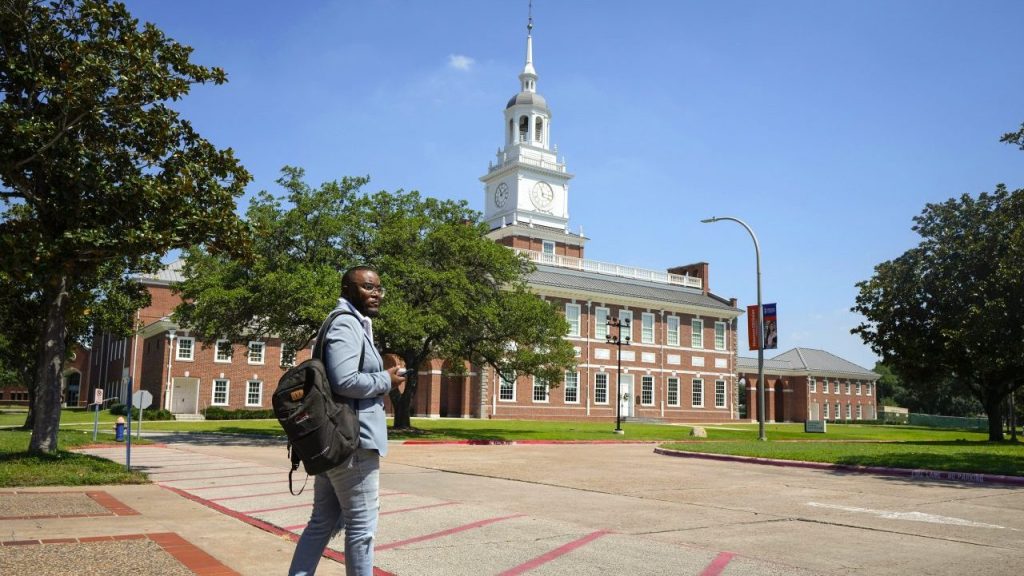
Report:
853,185,1024,440
175,168,576,428
0,0,250,452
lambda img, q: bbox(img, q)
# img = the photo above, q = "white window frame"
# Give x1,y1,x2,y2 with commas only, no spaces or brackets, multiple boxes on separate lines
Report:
844,381,851,395
845,402,852,419
835,402,841,420
245,380,263,407
666,316,680,347
212,379,229,406
641,375,654,406
833,380,840,394
714,321,727,350
808,377,816,393
667,377,680,407
595,307,609,340
564,371,579,404
691,378,704,408
215,339,233,363
823,402,830,419
498,372,516,402
822,378,829,394
594,373,609,404
565,303,581,337
248,341,265,365
281,344,296,368
641,313,655,344
856,404,863,419
691,319,704,349
532,376,549,403
715,379,726,408
176,337,195,361
542,240,555,256
867,383,873,396
856,381,862,395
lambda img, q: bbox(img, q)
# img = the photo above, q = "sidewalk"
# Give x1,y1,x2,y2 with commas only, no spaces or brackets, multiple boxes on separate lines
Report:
0,445,346,576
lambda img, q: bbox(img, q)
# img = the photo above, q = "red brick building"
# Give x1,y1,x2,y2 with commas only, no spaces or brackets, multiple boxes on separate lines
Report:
737,348,879,423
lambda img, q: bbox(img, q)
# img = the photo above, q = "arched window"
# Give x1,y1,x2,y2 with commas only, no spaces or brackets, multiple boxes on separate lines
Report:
534,117,544,143
508,119,515,144
519,116,529,142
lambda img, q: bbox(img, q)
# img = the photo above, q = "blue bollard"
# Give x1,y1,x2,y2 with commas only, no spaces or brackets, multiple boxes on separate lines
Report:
114,417,125,441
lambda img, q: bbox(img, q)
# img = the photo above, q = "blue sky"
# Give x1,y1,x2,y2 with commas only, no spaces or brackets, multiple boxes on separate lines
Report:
123,1,1024,370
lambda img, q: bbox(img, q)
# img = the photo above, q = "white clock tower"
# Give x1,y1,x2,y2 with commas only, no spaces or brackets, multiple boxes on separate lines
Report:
481,13,573,233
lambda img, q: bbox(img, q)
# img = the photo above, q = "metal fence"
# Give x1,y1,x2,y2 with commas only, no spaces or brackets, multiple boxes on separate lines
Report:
908,412,988,430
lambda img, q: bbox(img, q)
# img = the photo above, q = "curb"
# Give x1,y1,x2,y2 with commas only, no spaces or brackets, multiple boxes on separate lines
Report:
400,439,660,445
652,447,1024,487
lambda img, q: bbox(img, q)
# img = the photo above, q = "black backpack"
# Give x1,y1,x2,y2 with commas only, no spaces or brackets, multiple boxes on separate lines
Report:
273,309,362,494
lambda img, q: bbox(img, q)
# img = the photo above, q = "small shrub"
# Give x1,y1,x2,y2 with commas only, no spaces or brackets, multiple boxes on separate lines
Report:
108,403,173,420
202,406,274,420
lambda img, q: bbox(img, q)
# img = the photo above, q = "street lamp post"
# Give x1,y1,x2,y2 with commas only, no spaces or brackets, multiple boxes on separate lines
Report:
165,329,176,411
701,216,767,441
606,317,631,434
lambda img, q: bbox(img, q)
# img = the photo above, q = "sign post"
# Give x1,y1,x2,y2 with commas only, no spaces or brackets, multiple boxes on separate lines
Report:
132,390,153,439
91,388,104,441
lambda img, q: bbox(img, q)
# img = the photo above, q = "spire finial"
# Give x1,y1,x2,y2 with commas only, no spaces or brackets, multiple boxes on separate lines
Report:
528,0,533,34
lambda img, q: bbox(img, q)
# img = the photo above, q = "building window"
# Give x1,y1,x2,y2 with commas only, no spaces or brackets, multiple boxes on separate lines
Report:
215,340,233,363
246,380,262,406
499,372,515,402
845,402,852,419
856,404,863,419
866,383,873,396
618,310,633,341
542,240,555,257
641,313,655,344
667,377,680,406
822,378,829,394
212,379,229,406
844,381,851,395
565,303,581,337
823,402,830,419
856,381,862,395
176,337,195,361
564,371,579,404
808,377,816,392
248,341,265,365
595,307,609,340
666,316,679,346
715,380,726,408
835,402,841,420
714,322,727,350
533,377,549,403
281,344,296,368
641,375,654,405
691,319,703,348
595,373,608,404
691,378,704,407
833,380,840,394
535,117,544,143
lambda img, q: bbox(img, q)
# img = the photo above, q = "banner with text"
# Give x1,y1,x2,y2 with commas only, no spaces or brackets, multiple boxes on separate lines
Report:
747,303,778,350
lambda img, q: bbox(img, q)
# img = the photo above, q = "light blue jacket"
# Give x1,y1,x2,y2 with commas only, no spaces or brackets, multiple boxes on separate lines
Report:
322,301,391,456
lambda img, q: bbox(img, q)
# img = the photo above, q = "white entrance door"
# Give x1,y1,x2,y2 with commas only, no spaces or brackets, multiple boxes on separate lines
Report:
618,374,634,419
170,377,199,414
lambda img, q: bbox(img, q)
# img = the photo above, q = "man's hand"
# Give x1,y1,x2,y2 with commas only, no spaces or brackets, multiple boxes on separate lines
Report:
387,366,407,389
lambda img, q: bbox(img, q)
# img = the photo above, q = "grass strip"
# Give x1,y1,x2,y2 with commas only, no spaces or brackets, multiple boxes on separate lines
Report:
0,429,149,487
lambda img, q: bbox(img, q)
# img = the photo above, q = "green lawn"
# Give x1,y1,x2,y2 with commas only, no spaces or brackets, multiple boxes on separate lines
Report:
0,428,148,487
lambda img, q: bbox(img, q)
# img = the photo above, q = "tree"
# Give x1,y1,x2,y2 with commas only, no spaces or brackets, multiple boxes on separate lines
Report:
0,0,249,453
175,168,576,429
853,185,1024,440
872,362,983,416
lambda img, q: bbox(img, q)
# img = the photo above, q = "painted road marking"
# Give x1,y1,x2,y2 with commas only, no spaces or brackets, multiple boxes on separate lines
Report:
497,530,611,576
699,552,736,576
806,502,1013,529
375,514,524,551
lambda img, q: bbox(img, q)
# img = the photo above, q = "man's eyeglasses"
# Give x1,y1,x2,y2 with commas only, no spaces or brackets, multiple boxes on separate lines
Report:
358,283,385,296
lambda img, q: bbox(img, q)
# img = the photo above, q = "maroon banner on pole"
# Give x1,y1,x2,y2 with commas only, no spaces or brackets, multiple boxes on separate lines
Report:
746,304,760,351
763,303,778,350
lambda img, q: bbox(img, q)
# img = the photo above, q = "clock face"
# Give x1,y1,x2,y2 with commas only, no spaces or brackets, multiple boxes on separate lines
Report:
530,181,554,211
494,182,509,207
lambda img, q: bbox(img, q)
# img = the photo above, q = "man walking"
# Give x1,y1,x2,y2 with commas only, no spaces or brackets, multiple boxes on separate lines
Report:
289,266,406,576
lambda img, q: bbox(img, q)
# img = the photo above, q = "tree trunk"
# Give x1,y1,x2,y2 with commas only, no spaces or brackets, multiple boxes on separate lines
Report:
28,274,69,454
21,383,35,430
983,395,1004,442
389,369,417,429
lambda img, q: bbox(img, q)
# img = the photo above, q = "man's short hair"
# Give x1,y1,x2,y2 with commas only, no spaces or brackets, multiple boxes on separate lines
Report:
342,265,377,290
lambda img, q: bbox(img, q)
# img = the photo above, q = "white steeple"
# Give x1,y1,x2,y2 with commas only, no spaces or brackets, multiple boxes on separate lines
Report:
480,3,573,232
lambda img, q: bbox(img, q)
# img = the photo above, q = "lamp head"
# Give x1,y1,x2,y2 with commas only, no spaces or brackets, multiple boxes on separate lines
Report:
700,217,718,224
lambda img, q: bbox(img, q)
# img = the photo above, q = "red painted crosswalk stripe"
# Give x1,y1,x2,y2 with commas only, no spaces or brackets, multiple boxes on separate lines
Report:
497,530,611,576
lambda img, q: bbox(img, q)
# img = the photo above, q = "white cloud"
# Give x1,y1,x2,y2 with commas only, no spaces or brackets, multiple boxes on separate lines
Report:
447,54,474,71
